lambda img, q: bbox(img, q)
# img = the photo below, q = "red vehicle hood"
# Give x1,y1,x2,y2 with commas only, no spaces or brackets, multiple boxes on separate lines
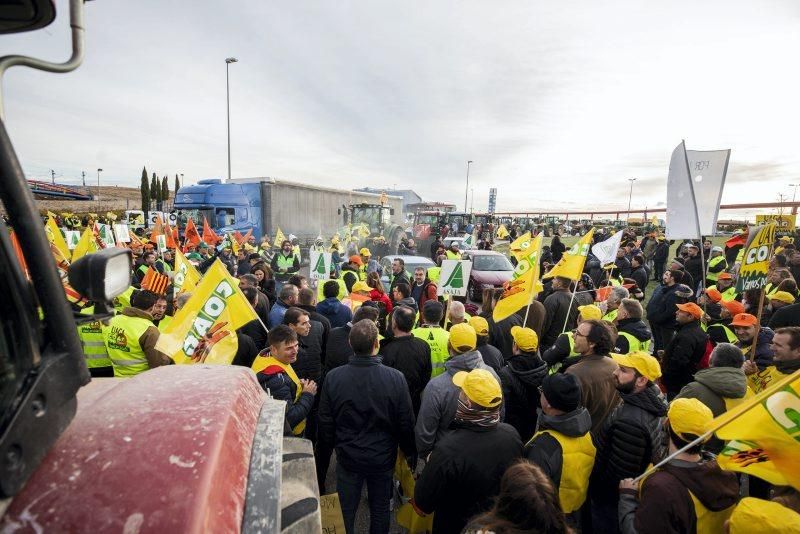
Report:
471,270,514,285
2,365,265,532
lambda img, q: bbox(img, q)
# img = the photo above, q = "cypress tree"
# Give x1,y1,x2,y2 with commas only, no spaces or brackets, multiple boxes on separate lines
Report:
161,176,169,203
140,166,150,213
151,173,159,201
174,174,181,196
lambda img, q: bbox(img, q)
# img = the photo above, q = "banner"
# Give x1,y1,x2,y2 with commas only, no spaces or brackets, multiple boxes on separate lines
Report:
275,227,287,245
511,233,543,281
755,214,796,231
310,251,332,281
174,249,202,294
591,230,624,267
155,260,257,365
45,213,70,260
320,494,346,534
509,232,532,262
437,260,472,297
665,141,730,239
113,223,131,243
735,223,776,293
156,234,168,252
97,224,117,248
543,228,594,280
494,233,543,321
71,227,98,261
65,230,81,250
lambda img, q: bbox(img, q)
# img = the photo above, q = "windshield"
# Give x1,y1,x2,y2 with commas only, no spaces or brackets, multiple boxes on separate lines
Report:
176,208,215,228
352,206,381,229
417,214,439,225
473,255,514,271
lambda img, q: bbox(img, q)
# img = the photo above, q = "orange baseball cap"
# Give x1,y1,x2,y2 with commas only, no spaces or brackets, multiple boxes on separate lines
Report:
721,299,745,316
730,313,758,327
676,302,703,319
348,255,363,266
704,288,722,303
717,272,734,280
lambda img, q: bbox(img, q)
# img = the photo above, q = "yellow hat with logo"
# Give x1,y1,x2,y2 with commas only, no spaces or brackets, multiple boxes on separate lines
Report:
728,497,800,534
668,398,713,442
351,281,371,293
511,326,539,352
452,369,502,408
468,316,489,336
359,247,372,257
611,351,662,382
578,304,603,321
449,323,477,353
767,291,795,305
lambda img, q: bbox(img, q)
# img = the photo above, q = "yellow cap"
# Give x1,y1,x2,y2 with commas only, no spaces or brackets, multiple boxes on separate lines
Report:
511,326,539,352
611,351,662,382
449,323,477,353
729,498,800,534
359,247,372,257
468,316,489,336
578,304,603,321
351,281,371,293
452,369,502,408
768,291,795,304
668,398,713,442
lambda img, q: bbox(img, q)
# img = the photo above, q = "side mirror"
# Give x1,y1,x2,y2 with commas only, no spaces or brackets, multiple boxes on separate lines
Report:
0,0,55,34
68,247,132,302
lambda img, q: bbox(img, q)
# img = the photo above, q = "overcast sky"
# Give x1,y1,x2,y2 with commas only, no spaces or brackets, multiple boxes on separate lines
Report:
2,0,799,219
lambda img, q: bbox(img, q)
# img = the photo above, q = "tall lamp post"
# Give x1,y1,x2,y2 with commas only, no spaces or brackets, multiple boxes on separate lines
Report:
627,178,637,215
790,183,799,204
225,57,238,182
96,168,103,210
464,160,473,212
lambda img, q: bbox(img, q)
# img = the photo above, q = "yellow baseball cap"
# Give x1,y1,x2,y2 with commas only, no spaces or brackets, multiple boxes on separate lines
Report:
359,247,372,257
611,351,662,382
351,281,371,293
578,304,603,321
468,316,489,336
452,369,502,408
511,326,539,352
449,323,477,353
768,291,795,305
668,398,713,442
728,497,800,534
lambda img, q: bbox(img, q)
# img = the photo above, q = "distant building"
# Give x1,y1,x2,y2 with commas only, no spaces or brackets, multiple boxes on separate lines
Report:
353,188,422,217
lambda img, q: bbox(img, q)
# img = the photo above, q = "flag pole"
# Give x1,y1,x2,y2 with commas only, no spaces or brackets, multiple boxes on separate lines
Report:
560,286,577,334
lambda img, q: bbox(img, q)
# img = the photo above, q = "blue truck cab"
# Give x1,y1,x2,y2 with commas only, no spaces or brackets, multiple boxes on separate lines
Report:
173,179,262,237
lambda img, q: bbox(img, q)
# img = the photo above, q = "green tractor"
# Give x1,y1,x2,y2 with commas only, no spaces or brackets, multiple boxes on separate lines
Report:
341,202,407,255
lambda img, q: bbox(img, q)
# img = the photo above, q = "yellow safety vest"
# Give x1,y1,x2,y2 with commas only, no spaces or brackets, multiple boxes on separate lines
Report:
78,307,112,369
706,323,737,344
708,284,737,302
706,256,726,282
251,355,306,435
427,266,441,284
412,325,450,378
102,313,154,378
618,331,651,353
275,253,297,271
445,250,461,260
747,365,787,394
317,277,349,302
358,265,367,281
529,429,595,513
113,285,135,312
602,308,618,323
157,315,173,333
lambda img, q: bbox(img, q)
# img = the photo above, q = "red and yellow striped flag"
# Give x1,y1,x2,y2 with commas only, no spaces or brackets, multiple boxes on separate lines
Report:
141,267,169,295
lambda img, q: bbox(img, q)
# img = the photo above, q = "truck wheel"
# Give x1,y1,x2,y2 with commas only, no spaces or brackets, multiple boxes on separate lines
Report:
279,437,321,533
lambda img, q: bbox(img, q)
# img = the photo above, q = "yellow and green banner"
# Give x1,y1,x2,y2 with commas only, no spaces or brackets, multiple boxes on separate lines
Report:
735,223,776,293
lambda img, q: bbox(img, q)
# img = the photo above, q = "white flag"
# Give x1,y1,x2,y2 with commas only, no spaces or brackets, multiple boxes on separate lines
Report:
666,141,730,240
591,230,623,266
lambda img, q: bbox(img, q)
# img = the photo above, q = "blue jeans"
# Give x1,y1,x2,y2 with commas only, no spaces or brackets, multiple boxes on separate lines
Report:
336,464,393,534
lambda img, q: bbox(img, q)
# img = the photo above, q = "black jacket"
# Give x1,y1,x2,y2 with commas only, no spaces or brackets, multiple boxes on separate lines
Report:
389,271,411,297
293,319,326,382
476,342,504,373
380,335,432,416
486,313,523,357
526,407,593,489
541,289,579,349
231,331,259,369
662,320,708,397
257,363,315,434
646,283,679,328
614,318,652,354
498,353,548,442
318,355,416,474
239,319,268,353
683,255,704,291
414,422,522,534
768,302,800,329
653,242,669,264
615,256,632,278
323,324,353,376
591,384,668,503
299,304,331,361
631,266,649,298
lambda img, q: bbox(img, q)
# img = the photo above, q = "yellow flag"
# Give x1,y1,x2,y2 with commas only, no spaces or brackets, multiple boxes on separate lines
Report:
509,231,533,261
496,224,510,240
543,228,595,280
494,233,543,322
173,249,202,294
70,227,97,261
357,224,370,239
736,223,776,293
155,260,257,365
227,233,240,255
45,213,70,260
715,369,800,489
275,228,286,245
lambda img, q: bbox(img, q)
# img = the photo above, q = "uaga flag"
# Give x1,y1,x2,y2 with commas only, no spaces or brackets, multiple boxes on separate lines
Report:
173,249,202,294
494,233,543,322
666,141,731,239
509,232,532,262
715,369,800,489
544,228,594,280
156,260,257,365
735,223,776,293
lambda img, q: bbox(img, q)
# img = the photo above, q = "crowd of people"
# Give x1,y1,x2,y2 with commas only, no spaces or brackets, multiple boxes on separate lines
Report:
75,222,800,533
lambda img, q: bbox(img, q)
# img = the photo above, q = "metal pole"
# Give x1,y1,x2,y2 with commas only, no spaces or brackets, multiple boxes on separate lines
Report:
225,57,237,182
790,184,798,204
464,160,473,212
627,178,636,214
96,168,102,210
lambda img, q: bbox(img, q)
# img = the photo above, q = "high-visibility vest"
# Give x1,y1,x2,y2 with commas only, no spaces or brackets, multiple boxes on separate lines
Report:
707,323,737,344
275,253,297,271
445,250,461,260
602,308,618,323
412,325,450,378
317,277,349,302
427,266,441,284
113,286,136,312
157,315,173,333
722,386,755,411
618,331,651,353
747,365,787,394
529,429,595,513
251,355,306,436
137,264,149,277
102,313,154,378
708,284,737,302
156,259,172,273
78,307,112,369
358,265,367,281
705,256,726,282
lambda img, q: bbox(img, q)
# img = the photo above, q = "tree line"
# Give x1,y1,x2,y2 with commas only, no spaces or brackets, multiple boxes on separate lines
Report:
140,167,182,213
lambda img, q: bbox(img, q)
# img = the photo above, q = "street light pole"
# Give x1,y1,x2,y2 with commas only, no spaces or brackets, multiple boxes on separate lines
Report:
225,57,238,183
627,178,637,215
470,188,474,214
97,168,103,210
790,183,799,204
464,160,473,212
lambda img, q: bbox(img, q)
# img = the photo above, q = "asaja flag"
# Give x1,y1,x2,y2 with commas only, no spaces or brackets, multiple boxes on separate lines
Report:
544,228,595,280
97,224,117,248
496,224,510,240
45,213,70,260
275,227,286,245
173,249,201,294
155,260,257,365
715,369,800,489
494,234,543,322
463,234,475,249
509,232,532,262
438,260,472,297
71,227,98,261
736,223,776,293
591,230,624,267
310,250,332,281
65,230,81,249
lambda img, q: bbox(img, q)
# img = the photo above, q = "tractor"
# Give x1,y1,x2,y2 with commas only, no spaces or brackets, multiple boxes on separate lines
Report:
340,202,406,256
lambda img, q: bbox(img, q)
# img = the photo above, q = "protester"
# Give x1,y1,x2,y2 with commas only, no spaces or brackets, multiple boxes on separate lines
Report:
414,369,523,534
705,246,727,287
267,283,299,328
389,257,410,297
469,315,504,372
482,287,523,357
602,286,629,323
542,304,601,370
498,326,547,442
613,298,652,354
541,276,580,349
392,283,418,314
270,239,300,285
743,326,800,393
380,306,432,416
660,302,708,400
652,236,669,282
239,273,272,327
646,269,683,351
317,319,416,534
341,255,362,292
233,287,263,366
316,280,352,328
324,306,379,375
412,301,450,378
729,312,774,370
630,255,649,298
445,300,468,330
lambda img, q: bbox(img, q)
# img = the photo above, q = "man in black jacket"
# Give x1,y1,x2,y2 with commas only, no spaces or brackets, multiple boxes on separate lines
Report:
590,351,668,534
652,236,669,281
498,326,547,442
318,319,416,534
683,243,704,295
661,302,709,400
646,269,683,351
613,298,652,354
297,287,331,362
323,306,380,375
541,276,580,349
381,306,432,416
630,255,649,299
469,315,504,372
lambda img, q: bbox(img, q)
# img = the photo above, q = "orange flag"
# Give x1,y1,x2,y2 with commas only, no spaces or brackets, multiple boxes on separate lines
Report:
164,218,177,249
150,215,164,241
184,218,202,248
9,230,29,279
238,228,253,245
202,217,219,246
234,230,245,244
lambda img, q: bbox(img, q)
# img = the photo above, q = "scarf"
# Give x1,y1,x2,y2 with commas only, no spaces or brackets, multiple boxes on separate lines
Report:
453,396,500,429
776,358,800,375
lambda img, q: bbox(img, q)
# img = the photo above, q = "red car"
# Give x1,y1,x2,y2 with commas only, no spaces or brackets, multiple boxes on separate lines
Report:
464,250,515,301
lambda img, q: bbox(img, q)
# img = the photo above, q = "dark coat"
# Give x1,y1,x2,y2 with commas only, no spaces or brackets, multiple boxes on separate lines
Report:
646,283,679,328
498,353,548,442
736,327,775,370
293,319,326,382
317,355,416,474
316,297,353,329
380,334,432,416
484,313,523,357
631,266,649,298
614,318,652,354
257,364,315,433
476,342,504,373
541,289,580,350
323,324,353,376
683,255,704,291
653,242,670,264
661,320,708,397
768,302,800,328
526,407,593,489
